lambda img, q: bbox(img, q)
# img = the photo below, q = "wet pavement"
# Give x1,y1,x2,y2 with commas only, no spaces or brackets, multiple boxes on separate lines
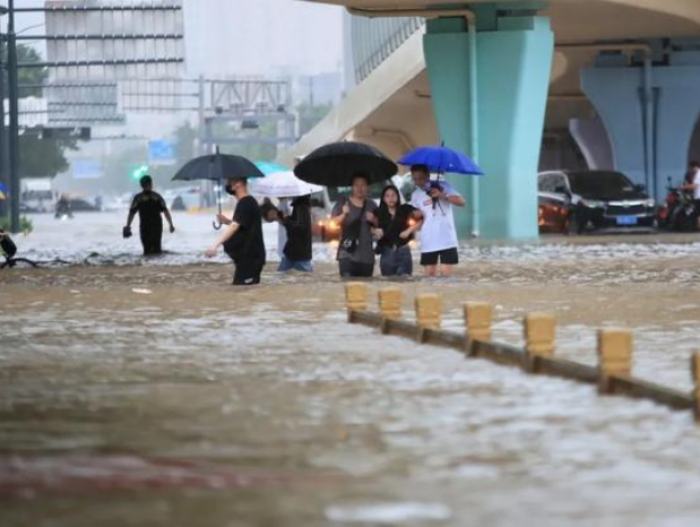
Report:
2,212,700,526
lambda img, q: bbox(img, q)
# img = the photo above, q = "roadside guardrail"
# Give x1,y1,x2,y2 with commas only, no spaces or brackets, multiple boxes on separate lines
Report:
344,283,699,422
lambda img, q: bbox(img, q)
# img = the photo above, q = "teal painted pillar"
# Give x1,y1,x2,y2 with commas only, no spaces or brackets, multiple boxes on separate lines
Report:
424,14,553,239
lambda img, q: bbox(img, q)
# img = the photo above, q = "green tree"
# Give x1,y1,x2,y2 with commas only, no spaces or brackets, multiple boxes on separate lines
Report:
297,102,332,136
20,127,79,178
3,46,74,179
1,44,49,97
103,145,149,193
174,121,196,165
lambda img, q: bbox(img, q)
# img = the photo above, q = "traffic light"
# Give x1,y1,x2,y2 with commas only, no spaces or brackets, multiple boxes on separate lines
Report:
130,164,149,181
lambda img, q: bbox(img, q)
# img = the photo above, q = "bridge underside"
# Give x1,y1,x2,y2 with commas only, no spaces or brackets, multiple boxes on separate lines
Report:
291,1,700,239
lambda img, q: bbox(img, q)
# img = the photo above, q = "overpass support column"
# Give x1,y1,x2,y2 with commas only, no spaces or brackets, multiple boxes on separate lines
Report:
423,12,553,240
581,50,700,201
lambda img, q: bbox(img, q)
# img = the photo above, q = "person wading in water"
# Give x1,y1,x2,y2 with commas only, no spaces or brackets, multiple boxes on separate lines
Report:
123,175,175,256
329,173,379,278
375,184,421,277
205,176,266,285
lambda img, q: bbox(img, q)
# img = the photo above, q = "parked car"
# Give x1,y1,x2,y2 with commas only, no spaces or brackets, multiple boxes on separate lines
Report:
538,170,656,234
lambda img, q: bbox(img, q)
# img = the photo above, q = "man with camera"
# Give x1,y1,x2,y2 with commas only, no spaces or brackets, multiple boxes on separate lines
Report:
330,173,379,278
410,164,465,277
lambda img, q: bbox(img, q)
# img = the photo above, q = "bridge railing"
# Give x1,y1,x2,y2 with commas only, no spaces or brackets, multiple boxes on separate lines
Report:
351,16,424,84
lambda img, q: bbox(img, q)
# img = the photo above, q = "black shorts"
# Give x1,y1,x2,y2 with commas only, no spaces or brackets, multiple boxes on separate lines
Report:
420,247,459,266
233,258,265,286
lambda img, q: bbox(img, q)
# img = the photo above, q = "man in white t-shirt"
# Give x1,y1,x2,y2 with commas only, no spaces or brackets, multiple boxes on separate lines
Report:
683,160,700,229
410,164,466,277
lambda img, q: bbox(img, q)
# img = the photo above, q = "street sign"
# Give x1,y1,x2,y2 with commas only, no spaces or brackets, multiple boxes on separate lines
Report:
72,159,102,180
148,139,176,166
40,127,91,140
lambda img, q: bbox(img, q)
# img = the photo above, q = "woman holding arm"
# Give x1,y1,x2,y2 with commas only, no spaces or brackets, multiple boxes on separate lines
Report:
330,173,379,278
375,184,421,277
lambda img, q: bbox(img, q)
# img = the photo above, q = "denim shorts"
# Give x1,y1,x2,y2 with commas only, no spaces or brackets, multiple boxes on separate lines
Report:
278,256,313,273
379,245,413,276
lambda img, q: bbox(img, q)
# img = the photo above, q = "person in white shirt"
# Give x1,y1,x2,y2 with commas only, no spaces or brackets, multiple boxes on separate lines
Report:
410,164,465,277
682,160,700,229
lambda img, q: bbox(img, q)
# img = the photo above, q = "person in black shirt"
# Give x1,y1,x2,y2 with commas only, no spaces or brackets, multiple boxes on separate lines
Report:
375,185,421,277
123,175,175,256
263,195,313,273
55,194,73,219
205,176,266,285
329,173,380,278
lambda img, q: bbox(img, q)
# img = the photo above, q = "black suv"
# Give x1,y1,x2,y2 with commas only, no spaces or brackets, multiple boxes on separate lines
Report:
538,170,656,233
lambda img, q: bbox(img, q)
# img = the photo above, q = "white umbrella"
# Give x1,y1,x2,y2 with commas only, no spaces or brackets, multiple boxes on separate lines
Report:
250,171,323,198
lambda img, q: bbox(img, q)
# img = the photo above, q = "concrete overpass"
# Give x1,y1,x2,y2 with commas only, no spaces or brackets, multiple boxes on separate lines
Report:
288,1,700,239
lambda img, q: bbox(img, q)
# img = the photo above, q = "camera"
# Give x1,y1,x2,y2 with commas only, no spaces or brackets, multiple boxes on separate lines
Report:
425,180,444,193
424,180,444,209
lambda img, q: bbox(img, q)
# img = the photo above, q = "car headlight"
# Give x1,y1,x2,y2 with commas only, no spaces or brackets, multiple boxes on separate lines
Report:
645,199,655,208
581,199,605,208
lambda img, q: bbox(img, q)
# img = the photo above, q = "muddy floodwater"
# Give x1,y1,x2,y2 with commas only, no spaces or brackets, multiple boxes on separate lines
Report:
2,212,700,526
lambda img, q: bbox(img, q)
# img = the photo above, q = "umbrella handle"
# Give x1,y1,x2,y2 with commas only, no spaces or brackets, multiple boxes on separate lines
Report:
213,176,223,230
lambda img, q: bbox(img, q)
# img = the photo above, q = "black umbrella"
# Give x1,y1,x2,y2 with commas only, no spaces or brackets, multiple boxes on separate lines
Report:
294,141,397,187
173,148,264,229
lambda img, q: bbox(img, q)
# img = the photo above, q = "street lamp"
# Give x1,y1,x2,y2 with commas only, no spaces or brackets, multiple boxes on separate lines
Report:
3,0,20,233
0,4,7,219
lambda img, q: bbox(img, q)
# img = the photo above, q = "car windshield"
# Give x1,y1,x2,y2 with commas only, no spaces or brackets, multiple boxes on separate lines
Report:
567,171,636,198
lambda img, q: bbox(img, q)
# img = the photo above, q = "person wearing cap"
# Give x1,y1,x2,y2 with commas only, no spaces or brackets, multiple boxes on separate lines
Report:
205,176,266,285
123,175,175,256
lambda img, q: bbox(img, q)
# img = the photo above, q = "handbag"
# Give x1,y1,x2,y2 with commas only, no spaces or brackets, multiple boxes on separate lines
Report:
340,199,368,254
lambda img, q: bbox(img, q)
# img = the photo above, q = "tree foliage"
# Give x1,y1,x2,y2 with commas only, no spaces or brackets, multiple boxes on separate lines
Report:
1,44,49,97
20,127,79,178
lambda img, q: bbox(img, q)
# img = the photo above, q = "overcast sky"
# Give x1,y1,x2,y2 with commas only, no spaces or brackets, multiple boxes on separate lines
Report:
3,0,345,77
185,0,344,77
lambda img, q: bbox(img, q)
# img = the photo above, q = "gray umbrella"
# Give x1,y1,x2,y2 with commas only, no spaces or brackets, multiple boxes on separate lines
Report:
173,148,264,229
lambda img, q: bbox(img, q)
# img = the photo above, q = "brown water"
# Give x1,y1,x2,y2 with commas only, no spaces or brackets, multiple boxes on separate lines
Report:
3,218,700,526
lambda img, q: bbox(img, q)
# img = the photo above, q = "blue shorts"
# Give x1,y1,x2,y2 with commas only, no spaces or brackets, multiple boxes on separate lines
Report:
278,256,313,273
379,245,413,277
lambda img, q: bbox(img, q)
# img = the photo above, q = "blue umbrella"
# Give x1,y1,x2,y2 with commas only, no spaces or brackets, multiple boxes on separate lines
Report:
398,144,483,175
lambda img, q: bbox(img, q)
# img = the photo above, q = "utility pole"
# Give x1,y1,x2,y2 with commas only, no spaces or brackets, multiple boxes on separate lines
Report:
7,0,19,232
0,27,6,219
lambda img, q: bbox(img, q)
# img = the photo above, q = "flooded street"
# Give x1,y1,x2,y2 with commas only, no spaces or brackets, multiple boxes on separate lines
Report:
3,212,700,526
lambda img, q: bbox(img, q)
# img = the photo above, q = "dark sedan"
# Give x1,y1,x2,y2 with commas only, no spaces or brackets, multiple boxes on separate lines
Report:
538,170,656,234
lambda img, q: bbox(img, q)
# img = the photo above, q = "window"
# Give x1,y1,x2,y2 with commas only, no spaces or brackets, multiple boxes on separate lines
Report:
538,174,555,192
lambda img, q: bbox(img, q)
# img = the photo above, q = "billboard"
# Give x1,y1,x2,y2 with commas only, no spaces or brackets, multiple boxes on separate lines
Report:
72,159,102,180
148,139,176,166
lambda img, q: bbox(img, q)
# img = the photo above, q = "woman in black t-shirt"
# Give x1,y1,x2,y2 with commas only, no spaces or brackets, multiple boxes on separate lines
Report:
375,185,421,277
261,196,313,272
